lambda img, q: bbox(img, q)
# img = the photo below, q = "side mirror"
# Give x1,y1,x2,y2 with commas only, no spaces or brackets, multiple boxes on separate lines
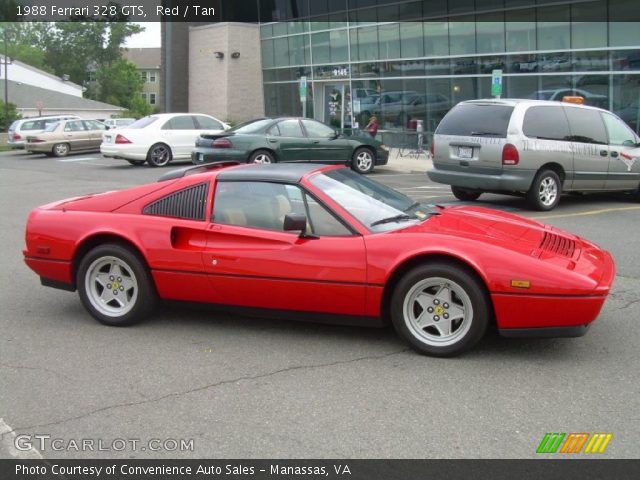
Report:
283,213,318,239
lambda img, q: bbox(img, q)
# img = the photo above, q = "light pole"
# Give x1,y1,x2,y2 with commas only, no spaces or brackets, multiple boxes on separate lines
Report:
1,26,12,130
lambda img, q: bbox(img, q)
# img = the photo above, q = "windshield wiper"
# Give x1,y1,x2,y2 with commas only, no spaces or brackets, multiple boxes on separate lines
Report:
403,202,421,212
470,131,502,136
370,214,414,227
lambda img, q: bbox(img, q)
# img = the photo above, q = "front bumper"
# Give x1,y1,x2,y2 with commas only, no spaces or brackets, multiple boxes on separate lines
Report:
376,148,389,166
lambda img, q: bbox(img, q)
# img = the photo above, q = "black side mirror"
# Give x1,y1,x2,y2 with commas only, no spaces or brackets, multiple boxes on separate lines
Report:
283,213,318,239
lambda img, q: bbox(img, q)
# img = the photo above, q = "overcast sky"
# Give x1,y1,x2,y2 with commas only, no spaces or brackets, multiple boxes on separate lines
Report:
124,22,161,48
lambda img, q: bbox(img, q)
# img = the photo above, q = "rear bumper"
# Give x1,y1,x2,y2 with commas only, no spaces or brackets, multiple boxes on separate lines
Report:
25,143,54,153
101,144,148,161
8,140,26,149
427,165,535,191
191,148,247,164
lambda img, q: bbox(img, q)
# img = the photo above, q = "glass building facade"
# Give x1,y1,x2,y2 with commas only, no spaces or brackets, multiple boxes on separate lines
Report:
258,0,640,145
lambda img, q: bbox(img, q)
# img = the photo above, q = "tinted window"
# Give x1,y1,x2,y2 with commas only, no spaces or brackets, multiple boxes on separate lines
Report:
21,120,44,130
84,120,106,130
64,120,86,132
128,117,159,129
164,116,197,130
436,104,514,137
275,119,305,137
302,119,335,138
564,107,608,144
194,115,223,130
523,106,571,141
232,119,274,133
601,113,637,146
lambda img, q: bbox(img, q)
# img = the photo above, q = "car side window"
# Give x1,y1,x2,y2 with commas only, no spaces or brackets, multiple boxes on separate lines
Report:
194,115,223,130
301,119,335,138
564,107,608,145
303,194,352,236
276,120,305,138
267,124,281,136
523,106,571,141
84,120,106,131
601,113,637,146
162,116,197,130
64,120,86,132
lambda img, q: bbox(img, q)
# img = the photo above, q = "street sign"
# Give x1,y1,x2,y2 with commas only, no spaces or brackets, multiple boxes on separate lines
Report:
299,76,307,101
491,69,503,98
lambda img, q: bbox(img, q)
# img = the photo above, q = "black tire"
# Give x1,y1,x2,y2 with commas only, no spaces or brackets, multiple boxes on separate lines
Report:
451,186,482,202
249,149,276,164
146,143,172,167
527,169,561,211
52,143,70,158
390,262,490,357
77,243,157,326
127,160,146,166
351,147,375,174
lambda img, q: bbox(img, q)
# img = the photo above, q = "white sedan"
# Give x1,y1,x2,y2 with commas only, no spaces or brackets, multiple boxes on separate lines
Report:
100,113,229,167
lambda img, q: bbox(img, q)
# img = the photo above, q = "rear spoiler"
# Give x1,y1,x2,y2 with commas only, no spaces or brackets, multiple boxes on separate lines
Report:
158,161,242,182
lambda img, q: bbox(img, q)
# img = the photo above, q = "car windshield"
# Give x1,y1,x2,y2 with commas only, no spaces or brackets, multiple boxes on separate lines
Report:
44,122,59,132
310,169,437,233
127,117,158,129
230,119,274,134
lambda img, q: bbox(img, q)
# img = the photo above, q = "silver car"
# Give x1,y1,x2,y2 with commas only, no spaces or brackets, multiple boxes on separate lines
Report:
427,99,640,210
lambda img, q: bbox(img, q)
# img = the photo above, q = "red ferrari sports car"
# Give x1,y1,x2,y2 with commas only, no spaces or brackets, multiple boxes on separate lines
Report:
23,162,615,356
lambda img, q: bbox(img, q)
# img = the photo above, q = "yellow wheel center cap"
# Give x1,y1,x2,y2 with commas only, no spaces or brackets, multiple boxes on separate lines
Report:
434,306,445,316
112,281,120,290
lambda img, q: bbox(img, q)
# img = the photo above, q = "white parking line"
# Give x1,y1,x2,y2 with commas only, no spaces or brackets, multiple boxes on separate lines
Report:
0,418,43,459
56,157,100,163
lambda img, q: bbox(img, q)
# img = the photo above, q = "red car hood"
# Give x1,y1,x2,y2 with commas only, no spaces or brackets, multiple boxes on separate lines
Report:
401,206,579,259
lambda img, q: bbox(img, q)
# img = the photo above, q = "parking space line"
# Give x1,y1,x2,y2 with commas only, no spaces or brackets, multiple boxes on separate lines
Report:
531,206,640,220
56,157,100,163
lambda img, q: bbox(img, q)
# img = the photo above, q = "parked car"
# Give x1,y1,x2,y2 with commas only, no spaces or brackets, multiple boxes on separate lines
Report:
24,119,107,157
102,118,135,129
100,113,230,167
427,98,640,210
8,115,81,149
23,163,614,357
528,88,608,109
191,117,389,174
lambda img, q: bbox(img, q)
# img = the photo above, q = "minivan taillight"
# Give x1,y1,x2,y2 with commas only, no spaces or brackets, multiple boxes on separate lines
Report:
212,138,233,148
115,134,131,144
502,143,519,165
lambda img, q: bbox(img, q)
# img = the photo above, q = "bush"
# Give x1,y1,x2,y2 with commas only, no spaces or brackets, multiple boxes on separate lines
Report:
0,99,20,131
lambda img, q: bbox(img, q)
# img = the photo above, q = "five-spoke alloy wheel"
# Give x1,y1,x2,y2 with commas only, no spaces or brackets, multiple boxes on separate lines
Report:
249,150,275,164
146,143,172,167
352,147,375,174
77,244,157,326
391,263,489,357
528,169,561,211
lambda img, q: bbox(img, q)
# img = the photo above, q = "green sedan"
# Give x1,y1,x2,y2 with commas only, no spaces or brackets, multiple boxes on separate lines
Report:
191,117,389,174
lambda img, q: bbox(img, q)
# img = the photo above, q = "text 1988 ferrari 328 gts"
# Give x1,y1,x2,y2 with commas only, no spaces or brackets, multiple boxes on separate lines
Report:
23,163,615,356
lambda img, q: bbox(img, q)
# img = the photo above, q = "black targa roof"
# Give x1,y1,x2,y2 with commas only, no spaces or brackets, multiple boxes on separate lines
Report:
217,163,326,184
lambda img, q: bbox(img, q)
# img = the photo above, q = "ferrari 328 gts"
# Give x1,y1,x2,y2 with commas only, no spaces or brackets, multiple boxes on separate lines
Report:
23,163,615,356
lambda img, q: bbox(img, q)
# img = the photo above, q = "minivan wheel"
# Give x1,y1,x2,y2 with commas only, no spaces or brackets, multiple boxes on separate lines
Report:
451,186,482,202
527,169,561,211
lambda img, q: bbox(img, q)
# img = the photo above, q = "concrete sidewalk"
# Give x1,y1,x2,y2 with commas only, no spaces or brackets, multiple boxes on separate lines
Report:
379,148,433,174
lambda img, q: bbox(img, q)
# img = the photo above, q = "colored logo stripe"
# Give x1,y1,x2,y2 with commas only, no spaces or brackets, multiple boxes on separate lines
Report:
560,433,589,453
584,433,613,454
537,433,613,454
537,433,565,453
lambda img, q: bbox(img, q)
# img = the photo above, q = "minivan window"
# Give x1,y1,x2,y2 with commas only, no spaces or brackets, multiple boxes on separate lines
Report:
523,106,571,141
436,103,514,137
601,113,637,146
564,107,607,144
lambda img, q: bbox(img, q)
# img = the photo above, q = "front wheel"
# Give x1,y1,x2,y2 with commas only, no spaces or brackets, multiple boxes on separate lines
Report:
146,143,172,167
77,244,157,326
527,169,561,211
52,143,70,157
390,263,490,357
352,147,375,174
249,150,275,164
451,186,482,202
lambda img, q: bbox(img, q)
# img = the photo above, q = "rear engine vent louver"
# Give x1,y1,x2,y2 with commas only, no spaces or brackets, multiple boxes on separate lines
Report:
540,231,576,258
143,183,208,221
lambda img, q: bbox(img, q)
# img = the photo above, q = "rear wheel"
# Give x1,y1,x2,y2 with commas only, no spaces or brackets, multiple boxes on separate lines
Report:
249,150,275,164
77,244,157,326
527,169,561,211
146,143,172,167
390,262,489,357
451,186,482,202
127,160,145,166
352,147,375,174
52,143,70,157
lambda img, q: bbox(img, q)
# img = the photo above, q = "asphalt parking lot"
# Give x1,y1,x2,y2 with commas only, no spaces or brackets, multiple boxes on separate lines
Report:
1,149,639,459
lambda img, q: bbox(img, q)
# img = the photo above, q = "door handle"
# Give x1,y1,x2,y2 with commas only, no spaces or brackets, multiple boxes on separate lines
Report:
268,139,278,143
312,140,320,144
610,151,619,158
599,150,608,157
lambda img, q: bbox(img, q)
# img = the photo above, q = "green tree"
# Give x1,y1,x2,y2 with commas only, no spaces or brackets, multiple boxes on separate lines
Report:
0,98,19,131
95,58,151,115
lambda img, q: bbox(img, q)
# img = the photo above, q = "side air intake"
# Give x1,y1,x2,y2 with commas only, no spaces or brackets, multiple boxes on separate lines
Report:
143,183,209,221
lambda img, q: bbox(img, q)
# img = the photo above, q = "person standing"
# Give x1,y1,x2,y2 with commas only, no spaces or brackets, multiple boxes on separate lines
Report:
365,115,379,138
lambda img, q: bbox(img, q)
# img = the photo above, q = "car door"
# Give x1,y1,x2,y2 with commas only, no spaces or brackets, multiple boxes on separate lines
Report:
62,120,91,151
300,119,352,162
564,107,609,190
83,120,108,150
202,180,367,315
268,119,312,162
160,115,199,158
601,112,640,190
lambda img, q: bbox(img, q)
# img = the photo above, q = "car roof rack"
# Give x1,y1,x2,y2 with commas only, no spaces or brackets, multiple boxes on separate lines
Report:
158,161,242,182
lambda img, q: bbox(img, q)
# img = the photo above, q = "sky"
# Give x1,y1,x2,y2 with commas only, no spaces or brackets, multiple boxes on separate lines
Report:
124,22,161,48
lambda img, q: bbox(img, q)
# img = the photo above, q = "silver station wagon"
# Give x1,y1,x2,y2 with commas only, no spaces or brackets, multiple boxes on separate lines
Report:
427,99,640,210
